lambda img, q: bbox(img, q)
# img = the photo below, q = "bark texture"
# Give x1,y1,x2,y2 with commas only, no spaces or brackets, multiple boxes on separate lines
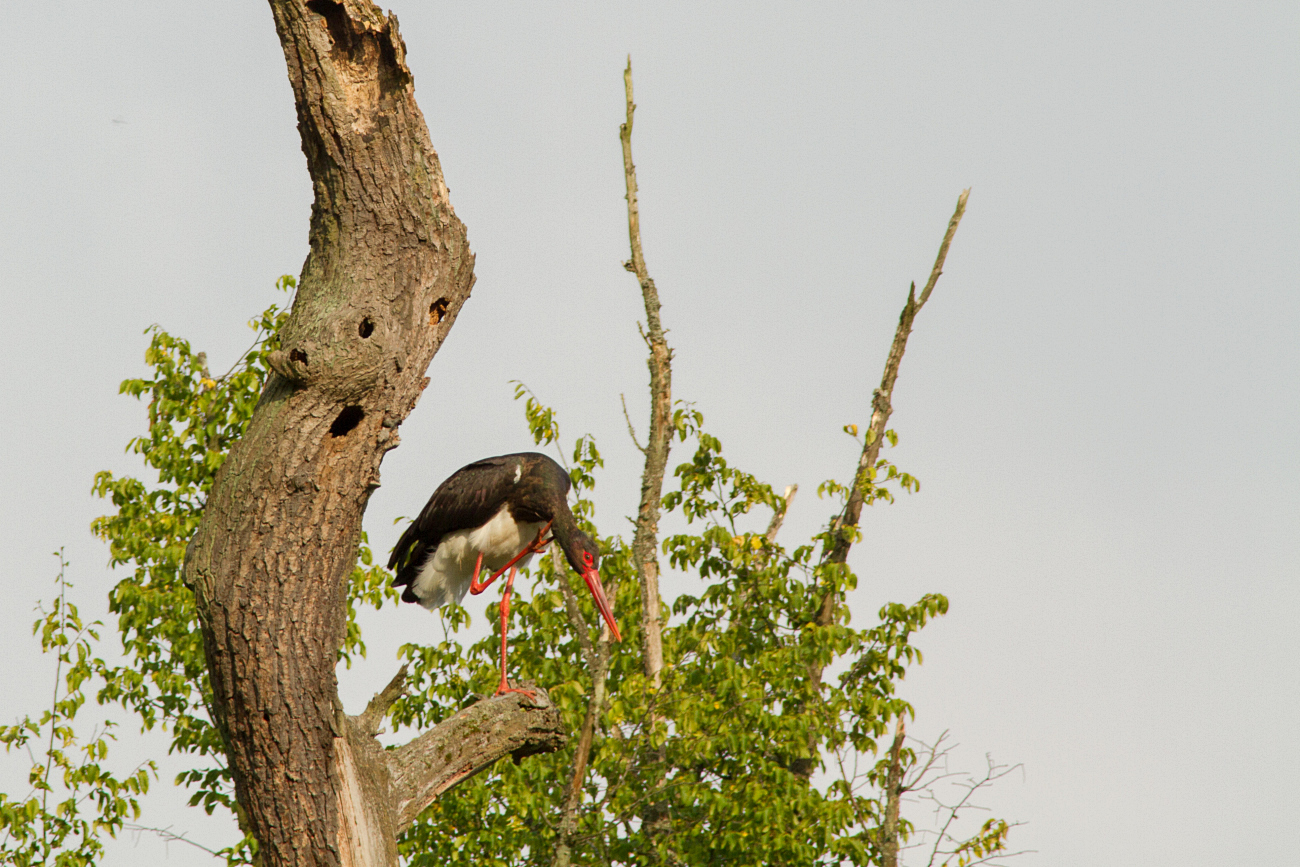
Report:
880,718,906,867
183,3,564,865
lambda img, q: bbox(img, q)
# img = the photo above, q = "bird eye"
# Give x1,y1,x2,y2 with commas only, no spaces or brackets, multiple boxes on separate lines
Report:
583,552,595,568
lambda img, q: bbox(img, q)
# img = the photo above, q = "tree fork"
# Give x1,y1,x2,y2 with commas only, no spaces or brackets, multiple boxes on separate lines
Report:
183,3,563,865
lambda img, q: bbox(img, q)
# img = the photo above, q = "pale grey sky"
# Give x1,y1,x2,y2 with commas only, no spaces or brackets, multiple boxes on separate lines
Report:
2,3,1296,865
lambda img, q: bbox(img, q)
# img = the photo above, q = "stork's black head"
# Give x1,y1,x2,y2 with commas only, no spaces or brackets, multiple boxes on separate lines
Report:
564,530,601,575
561,530,621,641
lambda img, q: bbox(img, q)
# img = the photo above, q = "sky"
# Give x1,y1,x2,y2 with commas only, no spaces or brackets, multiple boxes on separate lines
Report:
1,2,1297,865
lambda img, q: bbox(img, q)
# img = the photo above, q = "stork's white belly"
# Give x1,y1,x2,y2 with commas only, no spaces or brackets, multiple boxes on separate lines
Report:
409,505,545,610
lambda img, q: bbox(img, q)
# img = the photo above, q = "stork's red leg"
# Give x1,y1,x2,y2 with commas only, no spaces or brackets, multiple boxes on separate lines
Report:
471,521,556,595
493,566,536,699
469,551,494,595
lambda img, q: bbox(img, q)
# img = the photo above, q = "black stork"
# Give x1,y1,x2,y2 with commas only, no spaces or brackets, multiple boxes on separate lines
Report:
388,452,622,697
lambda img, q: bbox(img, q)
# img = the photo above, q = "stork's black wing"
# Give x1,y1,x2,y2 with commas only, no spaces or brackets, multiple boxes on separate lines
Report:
388,454,540,588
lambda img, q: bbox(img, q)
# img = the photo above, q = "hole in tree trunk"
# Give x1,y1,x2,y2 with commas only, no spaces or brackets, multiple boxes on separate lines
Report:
290,348,309,365
429,298,448,326
358,318,374,338
306,0,358,62
330,406,364,437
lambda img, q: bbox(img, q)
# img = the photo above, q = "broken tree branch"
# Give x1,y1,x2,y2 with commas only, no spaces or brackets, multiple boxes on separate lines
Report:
765,484,799,543
357,665,409,737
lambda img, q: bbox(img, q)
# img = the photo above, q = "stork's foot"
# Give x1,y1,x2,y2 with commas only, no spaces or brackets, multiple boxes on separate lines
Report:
494,679,539,701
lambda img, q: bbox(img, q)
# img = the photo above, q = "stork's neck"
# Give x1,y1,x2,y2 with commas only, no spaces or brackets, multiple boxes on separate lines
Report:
549,506,585,573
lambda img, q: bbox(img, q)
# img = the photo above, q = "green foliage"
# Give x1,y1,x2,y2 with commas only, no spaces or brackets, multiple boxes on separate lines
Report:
0,285,1013,865
819,428,920,509
0,554,153,867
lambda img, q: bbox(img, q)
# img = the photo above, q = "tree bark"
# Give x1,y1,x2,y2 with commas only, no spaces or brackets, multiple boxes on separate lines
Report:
881,717,906,867
183,3,564,865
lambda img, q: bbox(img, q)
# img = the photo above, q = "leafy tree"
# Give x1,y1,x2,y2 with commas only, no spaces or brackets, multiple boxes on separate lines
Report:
0,554,152,867
66,250,1007,864
4,257,1015,864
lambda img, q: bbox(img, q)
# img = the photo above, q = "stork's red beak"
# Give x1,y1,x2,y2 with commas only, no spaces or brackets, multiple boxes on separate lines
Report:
583,567,622,642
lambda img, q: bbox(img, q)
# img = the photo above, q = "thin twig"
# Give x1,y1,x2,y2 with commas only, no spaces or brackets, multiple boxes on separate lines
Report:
125,824,223,858
620,393,647,454
834,745,873,831
904,730,953,793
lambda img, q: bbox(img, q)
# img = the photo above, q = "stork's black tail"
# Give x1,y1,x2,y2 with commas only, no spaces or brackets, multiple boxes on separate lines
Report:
388,523,428,604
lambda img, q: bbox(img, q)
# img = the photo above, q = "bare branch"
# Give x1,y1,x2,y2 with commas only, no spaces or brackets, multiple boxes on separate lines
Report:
824,189,970,570
917,189,970,309
764,484,798,542
918,752,1026,867
903,730,953,794
124,824,223,858
387,688,565,832
620,393,648,454
621,55,676,856
621,56,673,692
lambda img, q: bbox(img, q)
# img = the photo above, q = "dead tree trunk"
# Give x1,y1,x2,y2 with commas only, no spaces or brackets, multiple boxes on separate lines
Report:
183,2,564,865
620,59,671,694
619,59,677,858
